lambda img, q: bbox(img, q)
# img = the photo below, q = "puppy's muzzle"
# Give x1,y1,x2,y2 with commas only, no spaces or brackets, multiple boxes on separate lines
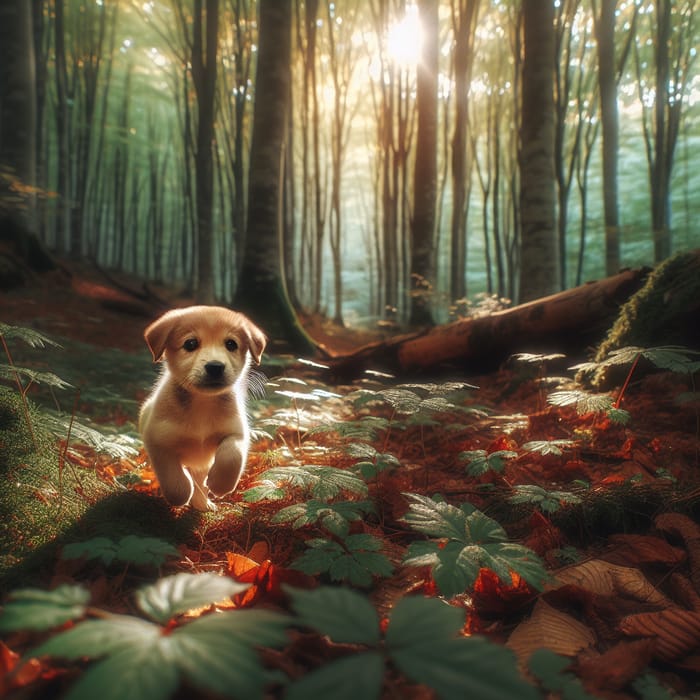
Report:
205,361,226,380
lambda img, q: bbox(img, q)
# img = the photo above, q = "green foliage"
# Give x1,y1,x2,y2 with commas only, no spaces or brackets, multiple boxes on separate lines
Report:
0,584,91,633
290,534,393,587
521,439,576,456
308,415,390,442
242,465,368,502
62,535,179,567
547,389,615,414
575,345,700,376
271,499,376,537
346,442,400,478
528,649,596,700
460,449,517,475
0,323,63,350
286,586,538,700
510,485,582,514
401,493,547,597
11,573,289,700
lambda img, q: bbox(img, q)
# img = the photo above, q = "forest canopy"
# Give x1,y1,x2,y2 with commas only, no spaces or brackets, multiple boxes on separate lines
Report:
0,0,698,326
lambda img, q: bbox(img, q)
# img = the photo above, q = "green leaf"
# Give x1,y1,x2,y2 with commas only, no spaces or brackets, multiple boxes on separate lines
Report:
271,499,374,537
0,584,90,632
250,466,368,501
400,493,470,539
0,322,62,349
286,652,383,700
528,648,596,700
242,481,286,502
170,610,290,698
115,535,180,566
509,485,581,515
136,573,248,624
387,596,538,700
461,449,517,476
521,440,575,456
61,644,179,700
61,536,179,567
32,616,160,660
286,586,380,645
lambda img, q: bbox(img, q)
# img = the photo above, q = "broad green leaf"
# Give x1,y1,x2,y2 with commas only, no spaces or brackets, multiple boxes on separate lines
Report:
0,584,90,632
522,440,575,456
400,493,468,539
388,597,536,700
171,610,290,698
528,648,597,700
343,533,383,552
251,466,367,500
434,542,478,596
386,595,465,649
32,617,159,659
403,540,441,567
136,573,248,624
328,554,374,587
61,644,178,700
286,586,380,645
547,390,614,415
116,536,180,566
286,651,383,700
62,537,120,565
242,481,286,502
464,510,509,543
394,635,538,700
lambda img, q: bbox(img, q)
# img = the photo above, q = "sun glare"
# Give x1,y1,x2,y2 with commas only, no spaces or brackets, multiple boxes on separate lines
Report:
386,4,422,66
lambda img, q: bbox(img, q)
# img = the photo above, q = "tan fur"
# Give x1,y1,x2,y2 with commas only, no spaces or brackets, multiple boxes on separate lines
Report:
139,306,266,510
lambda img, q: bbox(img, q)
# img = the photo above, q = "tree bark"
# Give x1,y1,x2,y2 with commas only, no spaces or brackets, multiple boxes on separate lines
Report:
593,0,621,277
409,0,439,326
518,0,558,302
329,267,649,378
233,0,315,353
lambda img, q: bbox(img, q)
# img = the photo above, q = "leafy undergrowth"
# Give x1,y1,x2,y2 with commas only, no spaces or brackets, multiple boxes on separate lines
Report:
2,320,700,699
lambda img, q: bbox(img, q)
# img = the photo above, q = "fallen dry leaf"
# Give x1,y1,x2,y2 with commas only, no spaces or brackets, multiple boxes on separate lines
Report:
655,512,700,593
577,639,655,692
554,559,673,607
506,599,596,664
619,608,700,662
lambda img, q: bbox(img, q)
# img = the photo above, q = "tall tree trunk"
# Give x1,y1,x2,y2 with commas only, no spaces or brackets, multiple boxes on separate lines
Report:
518,0,558,302
409,0,439,326
233,0,314,352
449,0,479,303
593,0,620,276
192,0,219,303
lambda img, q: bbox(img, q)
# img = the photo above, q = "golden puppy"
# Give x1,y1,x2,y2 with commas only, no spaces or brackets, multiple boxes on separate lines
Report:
139,306,266,510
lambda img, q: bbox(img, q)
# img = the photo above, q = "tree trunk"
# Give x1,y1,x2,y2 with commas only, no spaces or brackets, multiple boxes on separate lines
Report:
409,0,439,327
449,0,480,304
192,0,219,303
0,0,55,284
233,0,314,353
593,0,621,276
329,266,649,378
518,0,558,302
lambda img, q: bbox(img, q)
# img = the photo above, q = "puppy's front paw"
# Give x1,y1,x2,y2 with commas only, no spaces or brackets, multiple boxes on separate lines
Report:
207,437,245,497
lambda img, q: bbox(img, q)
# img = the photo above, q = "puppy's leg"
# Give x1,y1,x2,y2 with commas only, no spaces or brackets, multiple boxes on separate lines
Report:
206,436,247,497
146,445,194,507
188,463,216,511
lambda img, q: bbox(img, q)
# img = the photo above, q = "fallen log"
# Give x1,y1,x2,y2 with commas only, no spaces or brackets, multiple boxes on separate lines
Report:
329,266,650,378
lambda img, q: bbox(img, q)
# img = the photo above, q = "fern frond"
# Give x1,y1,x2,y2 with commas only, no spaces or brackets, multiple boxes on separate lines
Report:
0,323,62,349
0,364,72,390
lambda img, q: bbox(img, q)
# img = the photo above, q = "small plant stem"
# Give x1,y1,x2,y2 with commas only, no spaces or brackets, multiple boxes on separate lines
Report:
614,352,642,408
0,332,38,449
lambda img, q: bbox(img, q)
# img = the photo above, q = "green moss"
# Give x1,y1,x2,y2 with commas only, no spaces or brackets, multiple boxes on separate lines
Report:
590,251,700,387
595,251,700,360
0,387,114,577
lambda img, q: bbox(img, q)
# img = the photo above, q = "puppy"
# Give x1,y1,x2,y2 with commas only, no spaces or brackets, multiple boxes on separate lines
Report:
139,306,266,510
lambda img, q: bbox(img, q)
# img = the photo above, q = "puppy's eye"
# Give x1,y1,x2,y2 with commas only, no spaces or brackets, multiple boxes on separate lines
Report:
183,338,199,352
225,339,238,352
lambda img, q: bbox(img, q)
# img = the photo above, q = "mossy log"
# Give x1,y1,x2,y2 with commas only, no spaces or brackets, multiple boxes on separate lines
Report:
330,266,650,378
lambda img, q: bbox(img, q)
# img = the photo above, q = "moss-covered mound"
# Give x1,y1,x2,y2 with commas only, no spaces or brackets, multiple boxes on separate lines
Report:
589,250,700,387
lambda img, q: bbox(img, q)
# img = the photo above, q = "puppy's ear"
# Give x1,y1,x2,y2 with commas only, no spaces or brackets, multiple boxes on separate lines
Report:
243,320,267,365
144,310,179,362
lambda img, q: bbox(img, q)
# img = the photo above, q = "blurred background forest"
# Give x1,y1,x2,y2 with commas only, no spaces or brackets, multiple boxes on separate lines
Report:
0,0,698,330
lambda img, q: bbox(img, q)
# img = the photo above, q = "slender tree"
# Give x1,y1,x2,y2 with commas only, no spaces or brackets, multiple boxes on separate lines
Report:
409,0,439,326
518,0,558,302
234,0,314,351
449,0,480,303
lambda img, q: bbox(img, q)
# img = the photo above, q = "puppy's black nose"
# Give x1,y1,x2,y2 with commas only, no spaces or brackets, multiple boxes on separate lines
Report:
204,361,226,379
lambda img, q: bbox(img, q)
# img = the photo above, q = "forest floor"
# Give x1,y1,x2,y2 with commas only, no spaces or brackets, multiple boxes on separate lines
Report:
1,262,700,699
